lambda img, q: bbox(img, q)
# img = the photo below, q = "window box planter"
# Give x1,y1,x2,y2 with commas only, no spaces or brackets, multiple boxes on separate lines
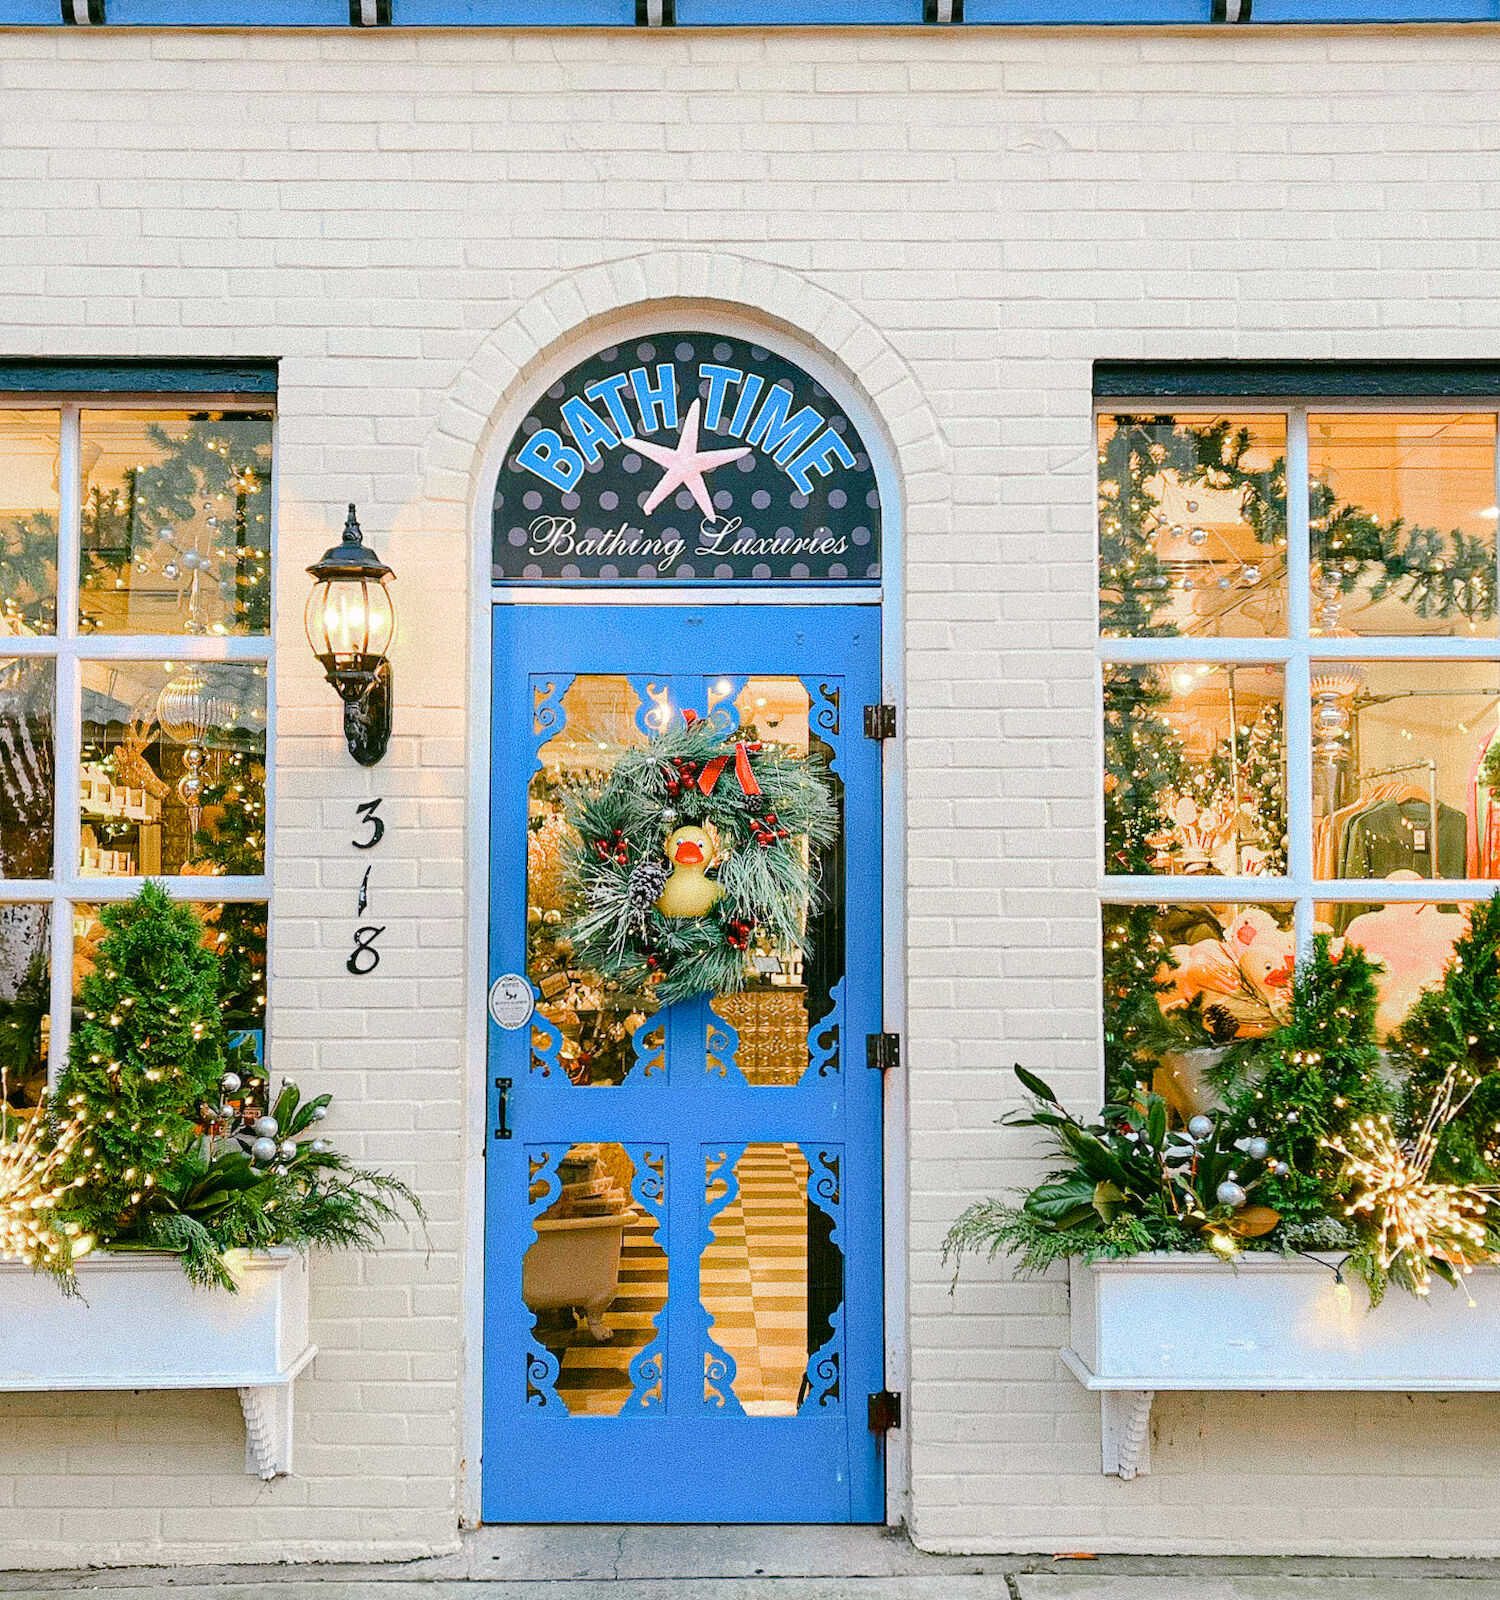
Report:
0,1247,314,1479
1063,1253,1500,1480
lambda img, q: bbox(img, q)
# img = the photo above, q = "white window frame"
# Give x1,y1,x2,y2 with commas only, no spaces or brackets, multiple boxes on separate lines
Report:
0,395,275,1088
1096,398,1500,976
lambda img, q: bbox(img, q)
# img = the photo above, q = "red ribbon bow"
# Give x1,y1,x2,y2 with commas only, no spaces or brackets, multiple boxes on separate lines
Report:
678,710,762,797
699,740,762,797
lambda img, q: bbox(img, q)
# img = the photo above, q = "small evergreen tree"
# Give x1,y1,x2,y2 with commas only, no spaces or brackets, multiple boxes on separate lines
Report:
1227,935,1393,1235
54,883,229,1238
1391,896,1500,1181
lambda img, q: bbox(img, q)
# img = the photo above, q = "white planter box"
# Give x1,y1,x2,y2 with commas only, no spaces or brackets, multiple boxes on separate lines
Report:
1064,1253,1500,1479
0,1248,315,1479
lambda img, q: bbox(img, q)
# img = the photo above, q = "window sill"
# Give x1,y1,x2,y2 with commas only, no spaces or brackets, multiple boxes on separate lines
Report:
0,1247,314,1478
1063,1253,1500,1478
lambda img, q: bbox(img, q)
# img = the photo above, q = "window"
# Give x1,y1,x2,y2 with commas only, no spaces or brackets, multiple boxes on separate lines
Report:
1097,398,1499,1104
0,400,271,1122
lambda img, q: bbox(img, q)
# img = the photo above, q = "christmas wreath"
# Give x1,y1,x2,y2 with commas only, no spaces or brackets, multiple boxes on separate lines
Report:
561,711,838,1005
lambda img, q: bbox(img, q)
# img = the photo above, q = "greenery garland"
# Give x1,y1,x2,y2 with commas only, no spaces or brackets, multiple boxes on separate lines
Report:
562,714,838,1006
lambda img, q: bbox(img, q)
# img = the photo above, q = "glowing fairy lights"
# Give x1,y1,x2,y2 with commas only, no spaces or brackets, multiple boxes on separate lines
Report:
0,1107,90,1269
1324,1067,1494,1295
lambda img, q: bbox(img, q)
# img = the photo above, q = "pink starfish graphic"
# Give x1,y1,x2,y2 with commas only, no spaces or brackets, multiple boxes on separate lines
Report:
625,399,751,521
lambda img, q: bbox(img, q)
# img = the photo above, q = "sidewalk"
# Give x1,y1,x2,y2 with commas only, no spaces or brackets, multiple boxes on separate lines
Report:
5,1527,1500,1599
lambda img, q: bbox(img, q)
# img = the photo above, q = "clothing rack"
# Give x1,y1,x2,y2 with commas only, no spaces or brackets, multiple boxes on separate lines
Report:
1358,757,1439,879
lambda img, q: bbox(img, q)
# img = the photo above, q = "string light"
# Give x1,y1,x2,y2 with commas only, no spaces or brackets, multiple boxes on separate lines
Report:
0,1107,90,1268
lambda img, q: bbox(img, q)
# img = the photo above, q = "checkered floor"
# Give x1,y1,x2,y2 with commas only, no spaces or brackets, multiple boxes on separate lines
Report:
534,1142,813,1418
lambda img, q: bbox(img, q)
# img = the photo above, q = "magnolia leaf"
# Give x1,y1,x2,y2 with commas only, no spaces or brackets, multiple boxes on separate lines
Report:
1145,1097,1167,1151
1024,1180,1098,1231
1227,1205,1280,1239
1092,1180,1127,1224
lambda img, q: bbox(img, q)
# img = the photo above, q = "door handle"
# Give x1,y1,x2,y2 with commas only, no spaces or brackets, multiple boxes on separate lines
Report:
493,1077,513,1140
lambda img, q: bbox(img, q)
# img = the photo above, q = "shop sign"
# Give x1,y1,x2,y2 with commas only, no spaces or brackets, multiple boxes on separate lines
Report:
492,332,881,584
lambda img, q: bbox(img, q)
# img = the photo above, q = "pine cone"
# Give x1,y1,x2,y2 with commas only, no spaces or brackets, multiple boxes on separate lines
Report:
1203,1004,1240,1044
626,856,670,933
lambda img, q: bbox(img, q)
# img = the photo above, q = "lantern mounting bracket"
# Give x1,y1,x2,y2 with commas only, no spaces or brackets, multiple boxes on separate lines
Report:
342,658,393,767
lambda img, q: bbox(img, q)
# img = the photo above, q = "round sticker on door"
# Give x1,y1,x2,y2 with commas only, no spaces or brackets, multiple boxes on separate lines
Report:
488,973,535,1031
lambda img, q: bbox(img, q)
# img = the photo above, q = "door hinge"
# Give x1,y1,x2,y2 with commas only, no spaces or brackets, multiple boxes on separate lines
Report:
868,1390,902,1433
866,1032,900,1073
863,703,897,741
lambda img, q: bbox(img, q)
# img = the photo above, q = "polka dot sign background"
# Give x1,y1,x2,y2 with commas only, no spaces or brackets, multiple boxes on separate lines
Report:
493,333,882,584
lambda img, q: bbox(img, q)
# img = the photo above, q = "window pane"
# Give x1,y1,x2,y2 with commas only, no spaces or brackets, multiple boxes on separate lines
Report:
1098,413,1287,640
1312,662,1499,909
1337,900,1470,1041
1103,902,1294,1108
74,900,265,1042
80,661,266,878
1309,413,1497,638
0,410,59,637
1104,662,1285,877
0,659,54,881
79,411,272,637
0,904,50,1121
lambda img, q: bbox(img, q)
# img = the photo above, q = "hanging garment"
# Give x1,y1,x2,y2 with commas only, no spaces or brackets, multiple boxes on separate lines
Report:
1314,781,1430,929
1468,730,1500,879
1333,797,1467,932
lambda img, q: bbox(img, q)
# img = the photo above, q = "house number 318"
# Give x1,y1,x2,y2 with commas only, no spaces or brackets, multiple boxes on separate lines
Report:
347,798,386,974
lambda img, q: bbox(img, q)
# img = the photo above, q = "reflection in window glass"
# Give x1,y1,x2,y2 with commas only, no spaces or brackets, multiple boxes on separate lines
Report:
702,1143,842,1417
80,661,265,878
1337,901,1469,1040
1104,663,1285,877
528,676,660,1085
1098,413,1287,640
79,411,272,637
706,676,845,1086
0,410,59,637
1309,413,1497,638
0,904,49,1121
524,1141,666,1416
0,659,54,880
73,900,265,1039
1313,662,1498,918
1103,903,1295,1111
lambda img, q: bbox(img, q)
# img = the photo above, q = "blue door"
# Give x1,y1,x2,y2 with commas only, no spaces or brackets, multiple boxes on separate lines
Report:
483,603,885,1523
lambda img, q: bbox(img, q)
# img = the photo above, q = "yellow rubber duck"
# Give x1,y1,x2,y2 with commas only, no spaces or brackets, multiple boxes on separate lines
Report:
656,825,721,918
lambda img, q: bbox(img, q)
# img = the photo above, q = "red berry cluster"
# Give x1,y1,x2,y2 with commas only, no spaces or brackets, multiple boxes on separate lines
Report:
664,757,700,796
594,827,628,865
724,915,755,950
752,810,790,849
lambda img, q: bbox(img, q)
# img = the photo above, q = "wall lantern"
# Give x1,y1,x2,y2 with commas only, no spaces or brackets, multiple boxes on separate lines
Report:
305,504,395,767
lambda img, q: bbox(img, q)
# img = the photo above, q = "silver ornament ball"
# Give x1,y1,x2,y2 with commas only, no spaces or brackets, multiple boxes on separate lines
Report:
1188,527,1209,546
1273,1161,1291,1177
1187,1114,1215,1141
311,1139,328,1154
251,1137,278,1163
1246,1136,1270,1161
220,1071,242,1095
278,1140,298,1161
311,1105,327,1122
252,1115,278,1138
1216,1180,1248,1210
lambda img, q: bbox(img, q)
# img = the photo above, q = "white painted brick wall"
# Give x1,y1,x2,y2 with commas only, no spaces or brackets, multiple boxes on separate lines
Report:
0,17,1497,1565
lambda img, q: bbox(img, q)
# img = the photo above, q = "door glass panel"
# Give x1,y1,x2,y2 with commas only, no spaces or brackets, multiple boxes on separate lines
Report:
523,1140,667,1416
80,661,266,877
701,1142,844,1417
78,410,273,637
0,409,59,637
705,678,845,1085
0,903,49,1123
528,675,664,1083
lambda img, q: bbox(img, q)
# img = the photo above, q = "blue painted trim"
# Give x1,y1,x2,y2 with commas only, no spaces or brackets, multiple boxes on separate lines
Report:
0,358,277,395
483,603,885,1524
2,0,1495,17
1095,359,1500,400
